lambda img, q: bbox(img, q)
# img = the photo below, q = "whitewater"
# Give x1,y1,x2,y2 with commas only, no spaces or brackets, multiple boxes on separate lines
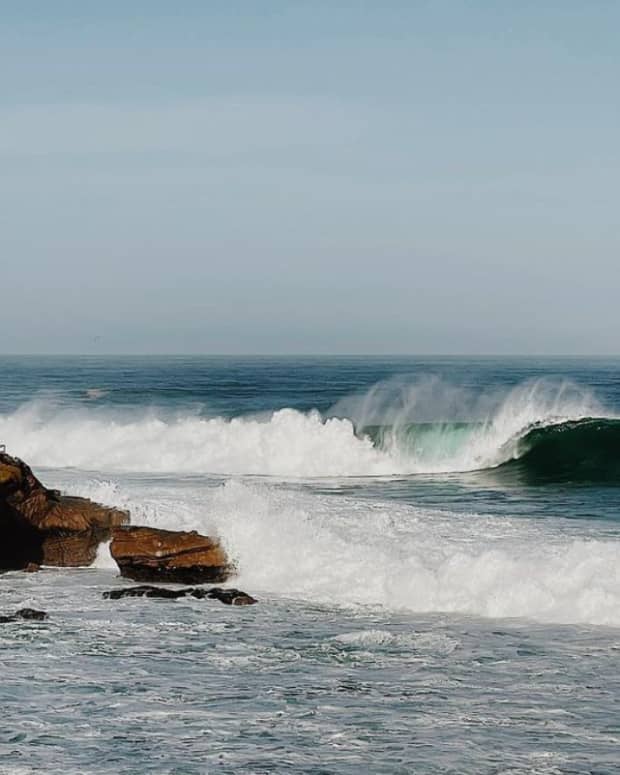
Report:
73,475,617,627
2,357,620,773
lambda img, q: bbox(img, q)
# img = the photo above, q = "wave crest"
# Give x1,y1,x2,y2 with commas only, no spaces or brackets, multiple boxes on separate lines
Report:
0,378,614,479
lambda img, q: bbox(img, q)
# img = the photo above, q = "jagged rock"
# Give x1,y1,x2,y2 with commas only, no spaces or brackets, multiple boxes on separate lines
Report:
207,587,257,606
0,451,129,570
0,608,48,623
110,526,231,584
104,585,194,600
103,584,257,606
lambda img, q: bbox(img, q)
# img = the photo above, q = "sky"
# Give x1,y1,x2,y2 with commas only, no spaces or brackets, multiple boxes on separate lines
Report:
1,1,618,354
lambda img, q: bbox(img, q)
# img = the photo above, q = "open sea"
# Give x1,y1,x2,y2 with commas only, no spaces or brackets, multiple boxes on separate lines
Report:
1,355,619,774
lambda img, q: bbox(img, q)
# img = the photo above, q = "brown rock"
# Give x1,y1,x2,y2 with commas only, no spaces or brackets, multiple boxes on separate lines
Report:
110,526,231,584
0,462,22,491
40,530,110,567
0,451,129,570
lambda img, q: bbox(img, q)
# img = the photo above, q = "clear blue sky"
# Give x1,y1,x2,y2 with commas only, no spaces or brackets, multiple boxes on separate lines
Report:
1,1,618,354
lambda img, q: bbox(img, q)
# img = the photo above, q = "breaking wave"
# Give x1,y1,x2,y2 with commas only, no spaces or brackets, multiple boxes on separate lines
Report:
497,417,620,483
362,417,620,483
0,378,616,481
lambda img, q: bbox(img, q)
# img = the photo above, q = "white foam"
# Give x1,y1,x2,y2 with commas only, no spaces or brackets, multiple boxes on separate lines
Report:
332,630,459,654
93,540,117,570
0,403,392,476
210,481,620,626
0,379,608,477
54,474,620,627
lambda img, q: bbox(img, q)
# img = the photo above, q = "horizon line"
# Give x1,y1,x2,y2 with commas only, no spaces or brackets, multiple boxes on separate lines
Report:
1,353,619,359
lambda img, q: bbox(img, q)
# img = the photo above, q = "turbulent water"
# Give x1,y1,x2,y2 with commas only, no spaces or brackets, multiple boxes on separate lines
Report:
1,356,619,774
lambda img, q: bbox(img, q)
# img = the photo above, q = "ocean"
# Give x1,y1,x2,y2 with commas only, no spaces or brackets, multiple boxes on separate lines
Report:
1,356,619,774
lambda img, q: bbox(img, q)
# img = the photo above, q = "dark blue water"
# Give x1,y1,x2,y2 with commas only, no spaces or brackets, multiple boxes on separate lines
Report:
2,354,619,416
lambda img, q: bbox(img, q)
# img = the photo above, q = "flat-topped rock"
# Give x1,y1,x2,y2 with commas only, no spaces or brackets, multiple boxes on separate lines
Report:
110,526,232,584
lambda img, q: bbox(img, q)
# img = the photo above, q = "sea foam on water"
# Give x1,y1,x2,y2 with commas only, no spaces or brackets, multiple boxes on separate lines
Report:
64,475,620,627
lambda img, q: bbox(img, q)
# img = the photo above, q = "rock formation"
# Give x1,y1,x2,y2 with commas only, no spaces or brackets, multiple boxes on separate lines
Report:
0,451,129,570
0,454,242,602
110,526,232,584
103,584,257,605
0,608,48,623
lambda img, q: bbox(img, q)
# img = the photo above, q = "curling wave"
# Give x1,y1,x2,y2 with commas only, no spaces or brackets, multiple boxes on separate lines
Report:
497,417,620,483
362,417,620,483
0,378,615,480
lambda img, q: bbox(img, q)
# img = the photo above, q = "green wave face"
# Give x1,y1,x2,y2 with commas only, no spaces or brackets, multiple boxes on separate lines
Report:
501,418,620,484
362,421,479,461
361,418,620,484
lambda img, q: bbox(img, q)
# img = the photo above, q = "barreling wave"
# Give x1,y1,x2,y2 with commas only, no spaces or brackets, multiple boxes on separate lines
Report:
364,416,620,483
496,417,620,483
0,378,616,481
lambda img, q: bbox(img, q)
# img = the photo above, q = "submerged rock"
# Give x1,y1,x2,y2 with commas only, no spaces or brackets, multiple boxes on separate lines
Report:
0,608,48,623
110,526,231,584
104,585,194,600
0,451,129,570
103,584,257,606
207,587,257,606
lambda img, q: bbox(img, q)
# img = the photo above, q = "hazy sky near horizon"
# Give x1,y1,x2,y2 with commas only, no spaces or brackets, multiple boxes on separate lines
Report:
1,1,618,354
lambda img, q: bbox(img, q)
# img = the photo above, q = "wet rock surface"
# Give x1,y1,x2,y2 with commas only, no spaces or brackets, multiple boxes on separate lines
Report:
0,608,48,623
110,526,232,584
104,584,257,606
41,530,111,567
0,452,129,569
